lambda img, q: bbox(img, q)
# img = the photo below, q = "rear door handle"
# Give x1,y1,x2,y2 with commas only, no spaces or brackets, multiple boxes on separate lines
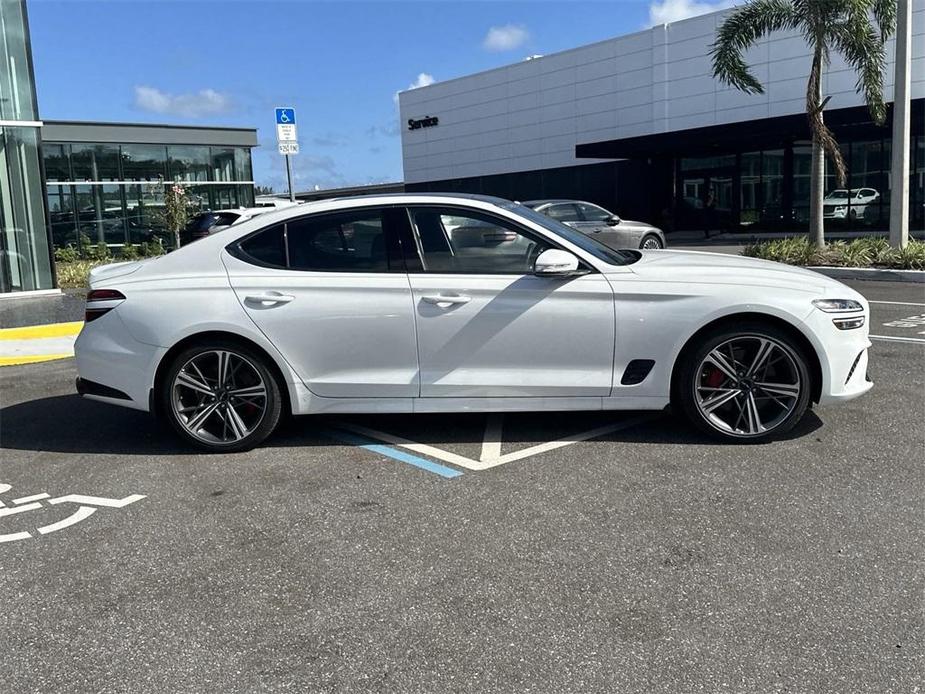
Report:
421,294,471,307
245,292,295,305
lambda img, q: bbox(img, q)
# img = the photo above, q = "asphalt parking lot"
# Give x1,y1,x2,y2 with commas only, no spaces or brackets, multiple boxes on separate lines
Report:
1,279,923,693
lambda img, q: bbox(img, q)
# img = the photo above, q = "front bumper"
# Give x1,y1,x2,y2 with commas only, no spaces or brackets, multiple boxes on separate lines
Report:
801,307,873,405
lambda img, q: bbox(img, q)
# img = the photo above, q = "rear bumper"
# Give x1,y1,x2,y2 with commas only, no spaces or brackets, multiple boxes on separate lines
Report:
74,312,165,412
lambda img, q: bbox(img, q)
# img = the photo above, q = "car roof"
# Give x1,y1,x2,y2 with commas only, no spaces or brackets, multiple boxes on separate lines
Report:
523,199,599,207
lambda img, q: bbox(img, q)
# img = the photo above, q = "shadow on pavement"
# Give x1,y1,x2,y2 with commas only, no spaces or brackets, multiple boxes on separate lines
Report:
2,394,823,456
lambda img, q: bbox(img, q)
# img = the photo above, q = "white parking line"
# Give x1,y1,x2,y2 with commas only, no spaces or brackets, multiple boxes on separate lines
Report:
869,300,925,307
337,414,656,472
870,334,925,344
479,414,504,462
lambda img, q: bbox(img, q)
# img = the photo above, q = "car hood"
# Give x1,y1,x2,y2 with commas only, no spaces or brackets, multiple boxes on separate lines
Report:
620,249,849,295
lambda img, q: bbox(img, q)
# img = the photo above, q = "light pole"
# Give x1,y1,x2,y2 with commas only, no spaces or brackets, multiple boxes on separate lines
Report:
888,0,911,249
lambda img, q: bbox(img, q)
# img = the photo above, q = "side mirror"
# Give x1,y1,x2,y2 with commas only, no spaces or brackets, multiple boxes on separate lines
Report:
606,215,621,226
534,248,580,276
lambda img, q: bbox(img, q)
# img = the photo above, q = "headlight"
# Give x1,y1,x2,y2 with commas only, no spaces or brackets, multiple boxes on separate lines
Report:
813,298,863,313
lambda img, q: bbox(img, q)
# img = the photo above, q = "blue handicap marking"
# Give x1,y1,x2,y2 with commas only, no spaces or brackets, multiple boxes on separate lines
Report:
275,107,296,125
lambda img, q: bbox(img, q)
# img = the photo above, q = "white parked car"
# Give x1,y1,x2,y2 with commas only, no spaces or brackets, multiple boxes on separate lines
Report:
823,188,880,220
75,194,872,452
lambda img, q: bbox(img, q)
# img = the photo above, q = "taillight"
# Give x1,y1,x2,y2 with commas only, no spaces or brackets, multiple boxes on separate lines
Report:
85,289,126,322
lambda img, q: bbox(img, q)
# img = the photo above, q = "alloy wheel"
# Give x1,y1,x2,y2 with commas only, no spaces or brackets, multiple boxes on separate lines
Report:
171,350,268,445
641,236,662,250
693,335,802,437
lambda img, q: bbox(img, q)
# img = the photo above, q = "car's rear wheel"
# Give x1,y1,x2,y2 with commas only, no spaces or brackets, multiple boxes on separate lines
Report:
676,324,812,442
160,341,282,452
640,234,663,250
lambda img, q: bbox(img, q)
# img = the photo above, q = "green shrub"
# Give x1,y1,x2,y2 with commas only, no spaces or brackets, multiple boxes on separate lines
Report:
55,260,98,289
54,244,79,263
139,240,165,257
120,243,140,260
744,236,925,269
85,242,111,261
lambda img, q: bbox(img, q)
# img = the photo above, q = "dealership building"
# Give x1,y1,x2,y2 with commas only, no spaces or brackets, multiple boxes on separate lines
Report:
399,1,924,235
0,0,257,296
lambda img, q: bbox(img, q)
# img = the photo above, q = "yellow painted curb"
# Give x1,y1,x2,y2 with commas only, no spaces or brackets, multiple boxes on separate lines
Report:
0,321,84,340
0,353,74,367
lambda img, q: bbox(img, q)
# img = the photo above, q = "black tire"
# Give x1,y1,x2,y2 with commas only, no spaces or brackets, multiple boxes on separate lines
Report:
159,340,283,452
675,322,812,442
640,234,664,250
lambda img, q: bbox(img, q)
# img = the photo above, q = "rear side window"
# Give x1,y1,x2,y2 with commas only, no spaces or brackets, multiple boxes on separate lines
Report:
231,208,398,272
287,210,387,272
239,224,285,267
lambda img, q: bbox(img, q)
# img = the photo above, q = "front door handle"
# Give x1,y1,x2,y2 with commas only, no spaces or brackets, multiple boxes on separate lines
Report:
421,294,471,308
245,292,295,305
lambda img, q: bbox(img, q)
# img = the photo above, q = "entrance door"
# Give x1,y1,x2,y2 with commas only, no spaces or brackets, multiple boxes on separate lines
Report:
676,166,736,231
404,205,615,397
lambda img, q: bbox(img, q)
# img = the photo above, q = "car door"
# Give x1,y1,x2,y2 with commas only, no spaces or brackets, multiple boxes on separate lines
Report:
576,202,634,248
403,205,615,397
222,207,419,398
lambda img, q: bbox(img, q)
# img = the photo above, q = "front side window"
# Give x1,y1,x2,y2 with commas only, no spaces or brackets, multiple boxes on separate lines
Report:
577,202,611,222
545,204,581,222
408,207,552,274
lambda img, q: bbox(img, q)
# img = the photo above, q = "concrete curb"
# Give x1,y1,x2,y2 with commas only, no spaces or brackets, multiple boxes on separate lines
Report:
806,266,925,283
0,321,83,366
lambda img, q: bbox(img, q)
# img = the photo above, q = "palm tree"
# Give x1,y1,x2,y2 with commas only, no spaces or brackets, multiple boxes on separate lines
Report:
711,0,896,247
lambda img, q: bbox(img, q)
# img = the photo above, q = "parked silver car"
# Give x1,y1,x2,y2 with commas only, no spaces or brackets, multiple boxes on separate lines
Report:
523,200,666,250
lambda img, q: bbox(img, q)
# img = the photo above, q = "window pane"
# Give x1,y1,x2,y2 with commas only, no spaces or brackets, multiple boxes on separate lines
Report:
73,184,125,245
71,143,120,181
234,148,252,181
546,204,581,222
287,210,388,272
240,225,285,267
0,126,54,291
409,207,548,274
124,184,167,245
0,0,38,121
577,203,610,222
211,147,235,182
122,144,167,181
43,143,70,182
851,140,884,226
168,145,210,182
47,185,77,248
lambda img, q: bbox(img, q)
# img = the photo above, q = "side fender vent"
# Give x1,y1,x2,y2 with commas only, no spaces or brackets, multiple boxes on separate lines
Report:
621,359,655,385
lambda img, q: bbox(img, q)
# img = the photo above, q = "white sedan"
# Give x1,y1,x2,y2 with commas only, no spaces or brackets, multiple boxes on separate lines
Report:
75,194,872,452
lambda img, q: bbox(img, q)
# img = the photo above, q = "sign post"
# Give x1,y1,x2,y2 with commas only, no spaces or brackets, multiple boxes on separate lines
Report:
275,107,298,203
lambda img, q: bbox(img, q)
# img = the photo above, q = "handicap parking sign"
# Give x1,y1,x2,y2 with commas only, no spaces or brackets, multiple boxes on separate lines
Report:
275,108,296,125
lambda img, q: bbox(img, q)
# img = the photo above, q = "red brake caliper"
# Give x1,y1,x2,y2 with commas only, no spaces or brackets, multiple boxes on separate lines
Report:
704,366,726,388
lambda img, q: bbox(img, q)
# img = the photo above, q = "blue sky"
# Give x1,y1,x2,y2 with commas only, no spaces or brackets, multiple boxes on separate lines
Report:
27,0,733,192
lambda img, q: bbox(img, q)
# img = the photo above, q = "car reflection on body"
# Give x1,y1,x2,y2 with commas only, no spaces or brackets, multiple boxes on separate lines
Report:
523,199,666,250
75,193,871,452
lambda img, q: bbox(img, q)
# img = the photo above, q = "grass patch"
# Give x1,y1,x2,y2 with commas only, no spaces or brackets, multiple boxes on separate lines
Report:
743,237,925,270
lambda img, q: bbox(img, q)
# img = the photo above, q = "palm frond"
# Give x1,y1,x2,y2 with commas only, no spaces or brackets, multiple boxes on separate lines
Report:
711,0,800,94
871,0,897,41
831,7,889,124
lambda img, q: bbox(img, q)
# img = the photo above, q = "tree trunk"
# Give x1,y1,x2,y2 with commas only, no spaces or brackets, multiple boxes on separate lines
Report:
809,134,825,249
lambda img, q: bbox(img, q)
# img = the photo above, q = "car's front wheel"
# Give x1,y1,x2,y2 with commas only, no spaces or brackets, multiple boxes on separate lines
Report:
160,341,282,452
640,234,663,250
676,324,812,442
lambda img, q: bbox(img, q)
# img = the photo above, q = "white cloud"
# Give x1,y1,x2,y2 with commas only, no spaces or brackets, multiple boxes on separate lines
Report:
482,24,530,52
133,86,231,118
647,0,736,26
393,72,436,107
407,72,436,91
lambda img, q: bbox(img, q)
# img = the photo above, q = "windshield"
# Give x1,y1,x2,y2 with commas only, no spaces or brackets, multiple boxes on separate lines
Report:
502,201,635,266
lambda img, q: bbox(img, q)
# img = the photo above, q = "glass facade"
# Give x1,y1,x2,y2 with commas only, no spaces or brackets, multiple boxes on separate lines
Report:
0,0,53,293
674,130,925,233
44,142,254,250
